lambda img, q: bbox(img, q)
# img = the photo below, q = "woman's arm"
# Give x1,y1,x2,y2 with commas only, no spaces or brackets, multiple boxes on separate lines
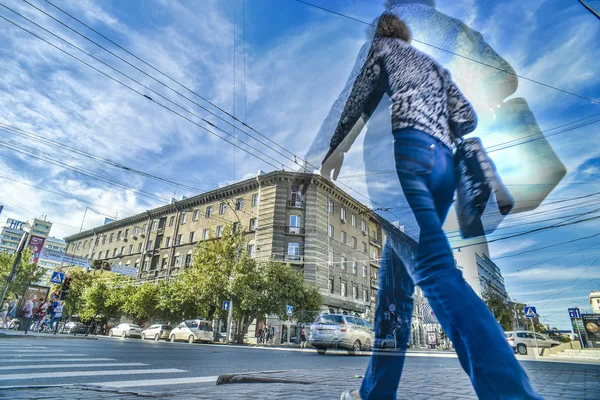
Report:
446,74,478,139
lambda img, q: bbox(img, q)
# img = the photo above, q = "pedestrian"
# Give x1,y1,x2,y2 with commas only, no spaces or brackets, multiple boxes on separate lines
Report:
7,294,18,320
21,295,34,334
300,326,307,349
268,325,275,345
323,13,542,400
0,301,8,327
52,301,64,335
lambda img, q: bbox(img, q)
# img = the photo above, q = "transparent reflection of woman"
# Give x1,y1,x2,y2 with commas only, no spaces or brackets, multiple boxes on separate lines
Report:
322,13,542,400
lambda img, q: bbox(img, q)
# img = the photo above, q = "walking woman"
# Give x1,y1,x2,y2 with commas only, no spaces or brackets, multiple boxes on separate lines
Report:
321,13,542,400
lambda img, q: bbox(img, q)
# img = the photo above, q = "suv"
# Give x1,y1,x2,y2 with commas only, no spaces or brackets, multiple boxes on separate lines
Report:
505,330,560,355
309,314,373,355
169,319,213,344
142,324,173,341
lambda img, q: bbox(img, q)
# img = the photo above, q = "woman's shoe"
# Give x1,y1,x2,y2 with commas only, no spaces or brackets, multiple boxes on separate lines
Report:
340,389,361,399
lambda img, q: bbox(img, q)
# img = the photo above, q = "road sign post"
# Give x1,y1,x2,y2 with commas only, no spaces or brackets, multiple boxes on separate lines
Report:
524,306,539,356
50,271,65,285
286,305,293,344
226,298,233,343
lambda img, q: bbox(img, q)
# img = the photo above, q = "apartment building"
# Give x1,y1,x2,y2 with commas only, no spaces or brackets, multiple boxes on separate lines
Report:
65,171,423,339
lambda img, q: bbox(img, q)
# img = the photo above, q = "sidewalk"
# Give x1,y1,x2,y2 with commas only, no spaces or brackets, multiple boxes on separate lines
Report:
2,362,599,399
0,329,98,340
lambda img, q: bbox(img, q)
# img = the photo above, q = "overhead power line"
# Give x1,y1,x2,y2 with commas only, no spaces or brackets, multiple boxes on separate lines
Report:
295,0,600,105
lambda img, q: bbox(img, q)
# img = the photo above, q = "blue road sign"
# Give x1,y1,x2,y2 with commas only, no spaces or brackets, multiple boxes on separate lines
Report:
524,306,537,318
286,305,293,316
223,301,230,311
568,308,582,319
50,271,65,284
389,303,396,313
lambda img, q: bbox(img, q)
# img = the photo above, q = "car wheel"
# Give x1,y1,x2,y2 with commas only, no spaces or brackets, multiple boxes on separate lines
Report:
109,330,113,337
517,344,527,355
348,340,362,356
188,335,195,344
170,335,176,343
316,348,327,355
122,331,127,338
154,333,160,342
141,333,146,340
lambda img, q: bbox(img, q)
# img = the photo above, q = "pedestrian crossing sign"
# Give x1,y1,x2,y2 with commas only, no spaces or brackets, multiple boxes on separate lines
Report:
286,305,293,316
524,306,537,318
50,271,65,284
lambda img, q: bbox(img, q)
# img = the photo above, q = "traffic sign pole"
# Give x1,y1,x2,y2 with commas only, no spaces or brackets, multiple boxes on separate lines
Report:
226,298,233,343
531,318,539,357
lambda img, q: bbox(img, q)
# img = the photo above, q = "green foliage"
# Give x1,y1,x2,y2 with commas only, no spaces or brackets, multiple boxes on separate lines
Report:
0,250,45,300
482,289,514,331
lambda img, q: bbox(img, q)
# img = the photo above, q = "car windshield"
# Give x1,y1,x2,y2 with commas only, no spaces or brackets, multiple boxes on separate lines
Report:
163,325,173,330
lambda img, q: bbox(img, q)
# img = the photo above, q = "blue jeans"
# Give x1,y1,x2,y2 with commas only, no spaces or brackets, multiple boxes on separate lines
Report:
359,129,541,400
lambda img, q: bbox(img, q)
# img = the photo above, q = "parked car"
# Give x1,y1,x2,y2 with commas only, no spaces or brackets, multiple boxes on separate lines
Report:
169,319,213,344
142,324,173,341
62,322,88,335
505,330,560,355
309,314,373,355
374,334,397,349
109,323,143,338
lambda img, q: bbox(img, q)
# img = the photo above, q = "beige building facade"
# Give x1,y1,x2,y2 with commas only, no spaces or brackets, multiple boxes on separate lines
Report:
66,171,425,344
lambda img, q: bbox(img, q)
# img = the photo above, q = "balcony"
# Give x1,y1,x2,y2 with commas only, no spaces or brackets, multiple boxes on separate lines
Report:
371,278,379,289
285,226,305,235
272,254,304,263
157,228,165,235
370,258,379,267
288,200,304,208
369,237,381,248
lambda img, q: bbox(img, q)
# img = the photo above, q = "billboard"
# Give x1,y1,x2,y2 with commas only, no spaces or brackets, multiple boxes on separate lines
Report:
28,235,46,264
582,314,600,347
17,285,50,320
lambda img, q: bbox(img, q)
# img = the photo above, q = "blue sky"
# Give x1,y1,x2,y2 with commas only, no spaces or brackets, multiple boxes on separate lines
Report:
0,0,599,329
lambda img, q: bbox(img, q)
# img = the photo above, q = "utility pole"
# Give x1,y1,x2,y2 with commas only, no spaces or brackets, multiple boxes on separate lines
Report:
0,231,30,308
226,297,234,343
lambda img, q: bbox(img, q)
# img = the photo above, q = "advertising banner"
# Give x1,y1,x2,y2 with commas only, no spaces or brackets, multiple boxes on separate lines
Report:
110,265,138,278
17,285,50,320
61,253,91,268
28,235,46,264
39,247,65,264
582,314,600,347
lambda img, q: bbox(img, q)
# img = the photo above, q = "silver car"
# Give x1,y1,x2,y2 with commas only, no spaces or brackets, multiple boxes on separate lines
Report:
505,330,560,355
169,319,213,344
309,314,374,355
109,323,143,338
141,324,173,341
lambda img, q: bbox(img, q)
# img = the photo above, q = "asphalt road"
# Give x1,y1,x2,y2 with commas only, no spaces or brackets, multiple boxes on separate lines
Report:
1,336,598,396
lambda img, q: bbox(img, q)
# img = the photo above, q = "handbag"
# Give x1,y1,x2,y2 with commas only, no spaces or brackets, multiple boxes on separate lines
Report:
454,137,514,239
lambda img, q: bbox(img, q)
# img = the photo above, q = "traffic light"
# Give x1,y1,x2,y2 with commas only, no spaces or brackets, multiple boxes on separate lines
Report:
60,277,72,300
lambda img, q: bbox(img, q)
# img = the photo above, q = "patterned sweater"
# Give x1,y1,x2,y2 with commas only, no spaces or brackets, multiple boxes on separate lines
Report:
330,37,478,151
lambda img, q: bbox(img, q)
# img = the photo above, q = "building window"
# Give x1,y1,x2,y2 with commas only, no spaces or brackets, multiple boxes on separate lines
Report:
235,198,244,210
363,242,367,253
340,256,346,270
133,227,139,236
143,260,149,271
341,231,347,244
362,265,367,278
176,234,182,245
174,255,180,267
161,257,168,269
206,206,213,217
372,250,377,262
129,245,134,255
142,223,148,233
361,220,367,233
202,228,210,240
219,202,227,215
352,237,357,249
288,242,300,258
352,261,357,274
340,207,346,222
185,254,192,267
233,222,240,234
341,281,347,297
138,243,143,253
373,269,378,280
82,240,87,249
165,236,171,247
351,214,357,227
328,278,334,293
169,216,175,227
193,210,199,221
249,218,257,231
247,244,256,257
290,215,301,228
363,288,368,302
181,213,187,224
102,236,106,245
151,221,157,231
113,248,118,257
353,285,358,299
189,232,195,243
120,246,125,255
328,200,334,214
124,228,129,238
146,240,153,251
251,193,259,207
117,231,122,240
216,225,224,238
328,224,334,238
109,233,114,243
328,251,333,266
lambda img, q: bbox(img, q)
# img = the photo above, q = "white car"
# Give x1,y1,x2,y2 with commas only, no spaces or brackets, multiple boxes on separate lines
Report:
505,330,560,355
169,319,213,344
142,324,173,341
109,323,143,338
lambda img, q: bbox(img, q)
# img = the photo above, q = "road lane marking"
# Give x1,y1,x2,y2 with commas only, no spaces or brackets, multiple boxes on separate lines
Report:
0,358,115,363
0,347,48,350
92,376,219,388
1,353,87,357
0,363,147,371
0,349,57,352
0,368,187,381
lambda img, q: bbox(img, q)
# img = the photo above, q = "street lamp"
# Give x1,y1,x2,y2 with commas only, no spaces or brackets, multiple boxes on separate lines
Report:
80,207,117,232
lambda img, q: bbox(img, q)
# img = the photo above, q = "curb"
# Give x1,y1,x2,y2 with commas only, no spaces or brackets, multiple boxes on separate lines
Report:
0,332,98,340
216,370,312,386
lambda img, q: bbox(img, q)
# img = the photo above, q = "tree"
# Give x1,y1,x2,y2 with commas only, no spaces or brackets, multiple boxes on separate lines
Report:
79,274,134,324
0,249,45,302
50,267,97,318
122,282,161,324
482,290,514,331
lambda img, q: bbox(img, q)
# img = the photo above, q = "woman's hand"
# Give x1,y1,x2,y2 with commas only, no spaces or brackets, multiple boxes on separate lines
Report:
321,147,344,181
